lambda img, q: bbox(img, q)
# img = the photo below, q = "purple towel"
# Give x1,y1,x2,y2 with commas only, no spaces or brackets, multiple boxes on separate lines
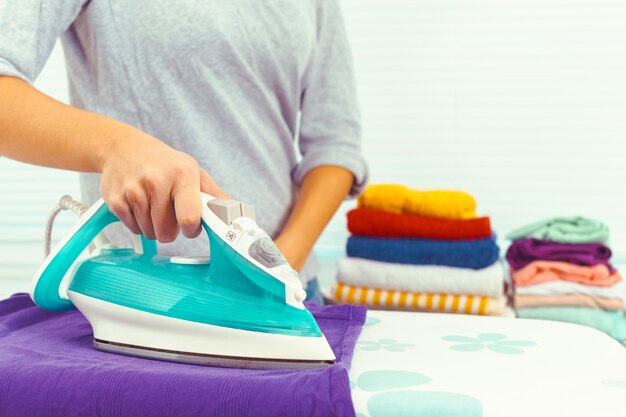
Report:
0,294,365,417
505,238,613,271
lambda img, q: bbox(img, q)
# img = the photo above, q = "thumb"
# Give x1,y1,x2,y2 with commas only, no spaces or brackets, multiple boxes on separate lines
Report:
199,168,229,199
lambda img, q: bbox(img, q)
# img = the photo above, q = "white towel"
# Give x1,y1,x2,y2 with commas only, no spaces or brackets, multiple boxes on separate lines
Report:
336,257,505,297
515,280,626,299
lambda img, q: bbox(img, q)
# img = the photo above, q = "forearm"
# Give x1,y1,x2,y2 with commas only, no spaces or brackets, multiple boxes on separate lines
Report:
0,75,228,241
0,75,148,172
276,165,354,271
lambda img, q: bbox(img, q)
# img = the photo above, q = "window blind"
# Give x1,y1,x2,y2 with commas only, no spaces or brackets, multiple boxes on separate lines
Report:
1,0,625,290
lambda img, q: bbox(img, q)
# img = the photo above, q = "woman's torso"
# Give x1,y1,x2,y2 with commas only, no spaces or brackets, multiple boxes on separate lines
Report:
67,0,320,279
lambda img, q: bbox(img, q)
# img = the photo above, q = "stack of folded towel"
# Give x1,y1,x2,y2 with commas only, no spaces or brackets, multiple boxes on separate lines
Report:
506,217,626,340
333,184,506,316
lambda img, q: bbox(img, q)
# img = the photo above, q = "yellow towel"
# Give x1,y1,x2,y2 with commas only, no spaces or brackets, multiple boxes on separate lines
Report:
357,184,477,220
333,283,505,316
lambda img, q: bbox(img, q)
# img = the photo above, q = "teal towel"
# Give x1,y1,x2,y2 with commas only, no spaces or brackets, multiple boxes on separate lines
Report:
517,306,625,341
506,216,609,244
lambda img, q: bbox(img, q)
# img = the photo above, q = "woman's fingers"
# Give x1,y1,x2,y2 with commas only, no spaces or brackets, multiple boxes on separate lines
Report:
172,171,203,239
149,181,180,243
200,168,229,199
130,200,156,240
107,196,141,235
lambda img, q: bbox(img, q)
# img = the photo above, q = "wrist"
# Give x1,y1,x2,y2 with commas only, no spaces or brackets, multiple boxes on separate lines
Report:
97,125,156,172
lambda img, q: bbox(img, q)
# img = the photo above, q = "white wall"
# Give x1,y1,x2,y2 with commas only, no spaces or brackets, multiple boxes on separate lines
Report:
0,41,80,293
1,0,625,292
326,0,626,259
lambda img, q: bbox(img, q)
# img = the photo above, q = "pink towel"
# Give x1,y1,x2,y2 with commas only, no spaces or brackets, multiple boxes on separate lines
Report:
511,261,622,287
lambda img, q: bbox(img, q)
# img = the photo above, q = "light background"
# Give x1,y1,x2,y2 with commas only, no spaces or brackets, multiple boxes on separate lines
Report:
1,0,626,292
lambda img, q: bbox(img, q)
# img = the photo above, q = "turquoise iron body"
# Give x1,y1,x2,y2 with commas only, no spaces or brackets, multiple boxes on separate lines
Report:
30,195,335,369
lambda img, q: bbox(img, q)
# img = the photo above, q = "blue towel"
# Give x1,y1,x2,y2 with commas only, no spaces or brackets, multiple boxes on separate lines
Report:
347,235,500,269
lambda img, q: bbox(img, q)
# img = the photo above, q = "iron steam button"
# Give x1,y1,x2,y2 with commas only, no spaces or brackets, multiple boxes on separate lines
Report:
258,238,280,256
250,227,265,237
232,217,256,232
249,238,287,267
207,199,242,225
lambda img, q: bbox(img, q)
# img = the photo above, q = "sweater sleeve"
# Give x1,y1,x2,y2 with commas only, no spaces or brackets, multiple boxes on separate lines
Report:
0,0,88,83
293,0,368,197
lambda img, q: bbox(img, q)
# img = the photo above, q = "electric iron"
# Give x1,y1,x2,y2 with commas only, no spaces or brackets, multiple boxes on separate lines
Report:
30,193,336,370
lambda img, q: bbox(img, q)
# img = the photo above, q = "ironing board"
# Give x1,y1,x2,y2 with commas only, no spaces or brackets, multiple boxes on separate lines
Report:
2,292,626,416
349,310,626,417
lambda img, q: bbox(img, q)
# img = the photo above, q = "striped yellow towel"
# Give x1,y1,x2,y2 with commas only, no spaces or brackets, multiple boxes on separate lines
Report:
334,283,505,316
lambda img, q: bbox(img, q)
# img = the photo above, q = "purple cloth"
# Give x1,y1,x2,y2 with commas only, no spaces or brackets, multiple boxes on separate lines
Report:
0,294,365,417
505,238,613,271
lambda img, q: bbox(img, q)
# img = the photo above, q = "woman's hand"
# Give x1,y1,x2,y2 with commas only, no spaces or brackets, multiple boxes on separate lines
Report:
100,134,228,242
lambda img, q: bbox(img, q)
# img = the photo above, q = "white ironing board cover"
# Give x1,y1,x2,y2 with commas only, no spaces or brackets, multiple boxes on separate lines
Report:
349,310,626,417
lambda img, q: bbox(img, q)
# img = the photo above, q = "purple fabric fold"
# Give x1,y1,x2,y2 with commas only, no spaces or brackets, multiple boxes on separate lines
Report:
505,238,613,271
0,294,365,417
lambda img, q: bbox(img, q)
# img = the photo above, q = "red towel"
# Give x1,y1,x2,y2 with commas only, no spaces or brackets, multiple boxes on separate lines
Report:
347,208,492,240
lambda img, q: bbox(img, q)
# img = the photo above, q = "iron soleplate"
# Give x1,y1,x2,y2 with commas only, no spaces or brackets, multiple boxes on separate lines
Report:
94,339,335,370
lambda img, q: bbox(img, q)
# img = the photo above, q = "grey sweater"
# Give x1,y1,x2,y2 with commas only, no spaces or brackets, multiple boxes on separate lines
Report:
0,0,368,283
